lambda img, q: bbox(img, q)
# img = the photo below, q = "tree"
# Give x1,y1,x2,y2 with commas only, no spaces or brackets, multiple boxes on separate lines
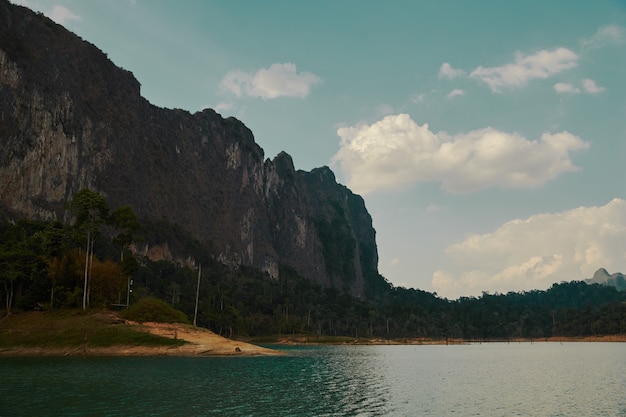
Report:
0,220,47,313
68,189,110,310
110,205,140,307
110,205,139,260
39,221,71,309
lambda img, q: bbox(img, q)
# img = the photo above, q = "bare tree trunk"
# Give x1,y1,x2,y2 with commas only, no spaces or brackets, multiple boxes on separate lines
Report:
126,276,130,307
82,231,90,310
5,280,13,313
87,239,94,308
193,265,201,328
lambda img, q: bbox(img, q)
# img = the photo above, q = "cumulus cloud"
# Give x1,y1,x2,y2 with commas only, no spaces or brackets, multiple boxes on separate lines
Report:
470,48,579,92
332,114,589,195
582,24,625,50
432,199,626,299
447,89,464,98
438,62,465,79
582,78,605,94
219,63,320,99
49,5,81,25
554,79,605,94
553,83,580,94
213,102,233,113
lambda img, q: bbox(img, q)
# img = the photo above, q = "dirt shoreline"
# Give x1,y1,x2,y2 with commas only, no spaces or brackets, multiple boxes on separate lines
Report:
2,316,624,357
274,334,626,345
0,321,284,357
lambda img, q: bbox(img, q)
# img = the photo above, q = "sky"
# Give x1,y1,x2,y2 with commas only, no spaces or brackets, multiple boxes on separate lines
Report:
12,0,626,299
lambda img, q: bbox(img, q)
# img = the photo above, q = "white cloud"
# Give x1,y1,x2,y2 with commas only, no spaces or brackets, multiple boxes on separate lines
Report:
213,102,233,113
582,78,605,94
438,62,465,79
446,89,464,98
219,63,320,99
553,83,580,94
582,25,625,50
411,92,427,104
332,114,589,195
8,1,81,25
554,79,605,94
470,48,578,92
432,199,626,299
49,5,81,25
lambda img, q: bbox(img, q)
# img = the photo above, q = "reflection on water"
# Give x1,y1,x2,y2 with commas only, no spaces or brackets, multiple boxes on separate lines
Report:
1,343,625,416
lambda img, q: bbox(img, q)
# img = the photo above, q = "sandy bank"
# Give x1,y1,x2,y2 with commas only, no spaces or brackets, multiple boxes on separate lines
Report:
0,320,283,357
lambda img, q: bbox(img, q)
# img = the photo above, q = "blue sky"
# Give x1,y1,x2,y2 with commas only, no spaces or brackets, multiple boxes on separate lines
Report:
14,0,626,298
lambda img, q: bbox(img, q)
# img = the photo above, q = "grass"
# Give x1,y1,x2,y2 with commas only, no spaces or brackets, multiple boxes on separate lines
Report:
0,310,186,348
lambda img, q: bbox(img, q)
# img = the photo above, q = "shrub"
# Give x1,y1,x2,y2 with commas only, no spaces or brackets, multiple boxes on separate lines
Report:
121,297,190,324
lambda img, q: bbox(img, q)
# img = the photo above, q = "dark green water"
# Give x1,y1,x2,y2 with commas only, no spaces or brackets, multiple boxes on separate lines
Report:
1,343,625,416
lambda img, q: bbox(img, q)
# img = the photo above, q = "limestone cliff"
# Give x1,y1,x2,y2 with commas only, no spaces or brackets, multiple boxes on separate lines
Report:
586,268,626,292
0,1,381,296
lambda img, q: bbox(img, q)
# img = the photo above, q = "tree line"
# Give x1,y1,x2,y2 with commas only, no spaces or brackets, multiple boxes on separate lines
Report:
1,190,625,340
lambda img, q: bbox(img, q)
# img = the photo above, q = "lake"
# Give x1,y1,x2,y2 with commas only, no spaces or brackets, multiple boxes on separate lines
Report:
1,343,625,416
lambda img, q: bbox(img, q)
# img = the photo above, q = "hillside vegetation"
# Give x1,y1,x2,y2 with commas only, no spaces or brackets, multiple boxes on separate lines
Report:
0,310,186,349
1,205,625,342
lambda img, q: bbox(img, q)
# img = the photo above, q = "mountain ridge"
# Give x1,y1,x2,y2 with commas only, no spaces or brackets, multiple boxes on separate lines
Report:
586,268,626,292
0,0,381,297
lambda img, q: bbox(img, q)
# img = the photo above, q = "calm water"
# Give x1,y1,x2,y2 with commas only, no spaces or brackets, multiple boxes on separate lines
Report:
1,343,625,416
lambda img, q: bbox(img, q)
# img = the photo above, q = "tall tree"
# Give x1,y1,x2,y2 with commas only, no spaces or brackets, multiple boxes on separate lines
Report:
110,205,139,261
110,206,140,307
68,189,109,310
110,205,139,306
0,221,46,313
38,221,71,309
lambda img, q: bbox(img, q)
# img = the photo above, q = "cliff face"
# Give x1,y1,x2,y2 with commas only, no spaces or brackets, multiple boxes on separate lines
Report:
586,269,626,292
0,1,380,296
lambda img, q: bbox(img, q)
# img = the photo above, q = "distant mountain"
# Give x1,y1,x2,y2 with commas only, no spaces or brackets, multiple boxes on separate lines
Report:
586,268,626,292
0,0,383,297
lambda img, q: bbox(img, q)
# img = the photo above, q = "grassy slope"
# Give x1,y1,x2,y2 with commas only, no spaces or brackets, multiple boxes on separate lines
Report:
0,310,186,349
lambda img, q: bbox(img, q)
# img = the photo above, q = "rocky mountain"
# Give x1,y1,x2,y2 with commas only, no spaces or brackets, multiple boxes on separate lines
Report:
586,268,626,292
0,1,382,297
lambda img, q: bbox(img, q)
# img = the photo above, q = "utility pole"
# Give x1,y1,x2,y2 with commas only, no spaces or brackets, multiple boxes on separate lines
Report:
126,278,132,307
193,264,201,328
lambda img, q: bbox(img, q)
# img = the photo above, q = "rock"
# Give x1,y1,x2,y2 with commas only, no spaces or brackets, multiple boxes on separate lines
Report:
586,268,626,292
0,0,382,297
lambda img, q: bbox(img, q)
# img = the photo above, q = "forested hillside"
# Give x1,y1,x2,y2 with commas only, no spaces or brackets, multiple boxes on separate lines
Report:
2,203,624,340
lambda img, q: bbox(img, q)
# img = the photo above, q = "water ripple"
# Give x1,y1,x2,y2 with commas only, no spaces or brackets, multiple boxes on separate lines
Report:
1,343,625,416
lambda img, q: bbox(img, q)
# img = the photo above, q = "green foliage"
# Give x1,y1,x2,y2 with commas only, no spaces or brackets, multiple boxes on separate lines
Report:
68,189,110,238
110,205,140,254
121,297,190,324
68,189,111,310
1,198,625,341
0,310,185,348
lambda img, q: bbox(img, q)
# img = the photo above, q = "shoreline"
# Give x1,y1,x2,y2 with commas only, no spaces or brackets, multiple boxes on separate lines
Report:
272,334,626,345
2,335,624,357
0,319,284,358
2,310,624,357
